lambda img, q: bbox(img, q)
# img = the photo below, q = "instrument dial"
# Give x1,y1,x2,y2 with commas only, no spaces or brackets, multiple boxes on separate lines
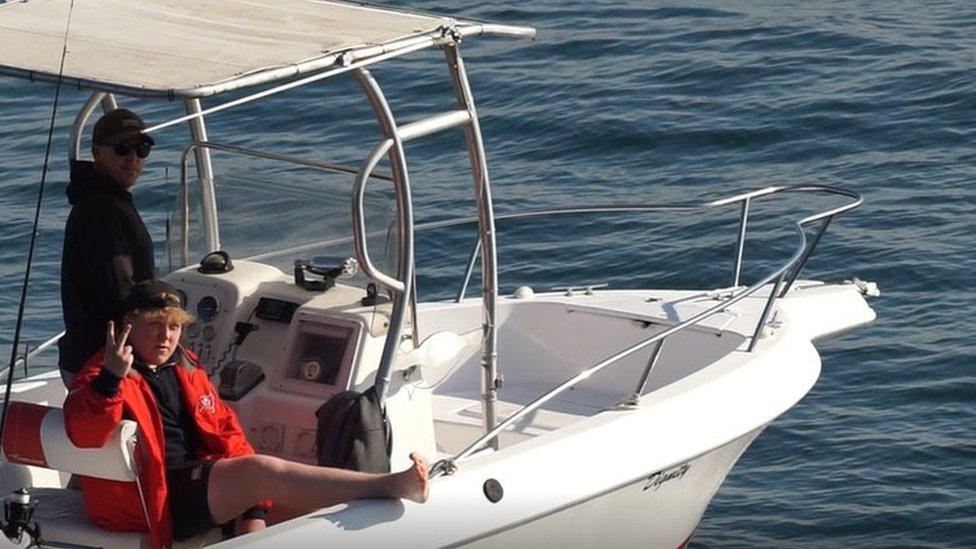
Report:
196,295,219,322
259,423,284,452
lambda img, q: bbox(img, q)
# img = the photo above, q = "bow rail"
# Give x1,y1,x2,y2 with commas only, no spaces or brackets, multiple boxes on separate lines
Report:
3,184,862,460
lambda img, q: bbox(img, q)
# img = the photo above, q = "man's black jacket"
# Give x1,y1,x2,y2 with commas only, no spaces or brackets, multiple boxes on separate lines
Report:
59,160,155,374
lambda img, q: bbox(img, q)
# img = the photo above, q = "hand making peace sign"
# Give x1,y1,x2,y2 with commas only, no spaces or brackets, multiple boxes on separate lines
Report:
104,320,134,378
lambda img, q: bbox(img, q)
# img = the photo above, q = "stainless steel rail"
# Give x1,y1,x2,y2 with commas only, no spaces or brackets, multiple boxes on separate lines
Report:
444,43,502,445
352,67,417,405
180,141,395,184
0,331,63,382
244,185,859,293
351,52,500,410
454,185,856,303
431,183,862,475
184,99,220,252
2,185,860,412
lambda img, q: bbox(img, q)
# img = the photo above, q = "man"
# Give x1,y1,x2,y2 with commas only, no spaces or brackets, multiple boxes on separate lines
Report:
59,108,156,387
63,280,429,548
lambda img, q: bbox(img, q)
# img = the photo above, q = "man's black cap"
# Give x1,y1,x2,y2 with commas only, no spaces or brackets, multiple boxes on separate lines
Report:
122,280,184,314
92,108,155,147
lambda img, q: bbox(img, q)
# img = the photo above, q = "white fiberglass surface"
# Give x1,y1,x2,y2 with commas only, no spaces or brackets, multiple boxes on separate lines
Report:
420,299,745,452
429,300,744,406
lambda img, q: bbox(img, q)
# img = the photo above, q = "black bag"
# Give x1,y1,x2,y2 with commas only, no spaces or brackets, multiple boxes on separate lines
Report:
314,386,392,473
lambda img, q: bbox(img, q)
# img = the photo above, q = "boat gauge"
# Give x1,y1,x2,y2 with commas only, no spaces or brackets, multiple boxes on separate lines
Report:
295,430,316,458
259,423,284,453
202,325,217,342
300,360,322,381
196,296,219,322
185,322,201,339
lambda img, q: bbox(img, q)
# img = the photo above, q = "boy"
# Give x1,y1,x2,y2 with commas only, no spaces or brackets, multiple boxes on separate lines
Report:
64,280,428,548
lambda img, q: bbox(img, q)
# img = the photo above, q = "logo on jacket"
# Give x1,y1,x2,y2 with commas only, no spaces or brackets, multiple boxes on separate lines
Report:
197,393,216,414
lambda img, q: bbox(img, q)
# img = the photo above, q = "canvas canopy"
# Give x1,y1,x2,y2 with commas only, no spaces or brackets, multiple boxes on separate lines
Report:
0,0,531,98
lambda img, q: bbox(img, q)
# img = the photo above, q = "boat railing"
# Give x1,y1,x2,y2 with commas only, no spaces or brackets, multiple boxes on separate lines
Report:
243,185,859,311
2,184,862,440
0,331,63,382
429,183,863,475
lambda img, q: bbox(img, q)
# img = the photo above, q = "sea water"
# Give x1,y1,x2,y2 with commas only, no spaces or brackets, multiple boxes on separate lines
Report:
0,1,972,546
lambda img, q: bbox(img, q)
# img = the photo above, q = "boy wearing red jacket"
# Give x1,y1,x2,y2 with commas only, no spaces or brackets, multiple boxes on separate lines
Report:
64,280,428,548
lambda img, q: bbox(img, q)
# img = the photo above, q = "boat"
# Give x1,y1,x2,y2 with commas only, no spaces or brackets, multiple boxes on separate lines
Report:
0,0,880,547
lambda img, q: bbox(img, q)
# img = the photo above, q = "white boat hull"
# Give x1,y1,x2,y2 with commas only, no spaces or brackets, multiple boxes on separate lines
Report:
226,427,763,549
1,280,874,548
456,429,761,549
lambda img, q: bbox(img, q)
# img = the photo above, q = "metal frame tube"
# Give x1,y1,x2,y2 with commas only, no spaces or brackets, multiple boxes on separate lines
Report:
13,184,862,399
99,93,118,112
185,141,394,182
354,68,416,404
456,238,481,303
69,92,107,161
632,339,666,397
445,44,500,443
181,163,190,267
748,273,786,352
398,110,471,141
0,331,64,382
244,185,860,277
732,197,750,287
780,215,833,296
351,140,404,291
184,98,220,251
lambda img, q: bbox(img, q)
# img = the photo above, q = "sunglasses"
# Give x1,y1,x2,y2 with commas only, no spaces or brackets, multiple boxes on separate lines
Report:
112,141,152,159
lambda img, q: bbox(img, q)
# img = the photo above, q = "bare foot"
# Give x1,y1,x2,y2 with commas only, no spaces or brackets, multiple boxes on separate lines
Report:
396,452,430,503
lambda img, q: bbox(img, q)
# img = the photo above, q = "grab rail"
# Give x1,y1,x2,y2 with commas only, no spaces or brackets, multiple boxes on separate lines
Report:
430,183,862,475
243,185,859,304
453,185,855,304
0,331,63,382
2,185,860,409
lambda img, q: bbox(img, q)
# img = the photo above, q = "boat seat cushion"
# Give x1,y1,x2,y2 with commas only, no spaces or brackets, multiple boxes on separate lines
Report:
29,488,221,549
2,402,137,480
1,402,220,547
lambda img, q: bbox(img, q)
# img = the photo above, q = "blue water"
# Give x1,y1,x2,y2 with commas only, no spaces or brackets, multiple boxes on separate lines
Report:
1,1,973,546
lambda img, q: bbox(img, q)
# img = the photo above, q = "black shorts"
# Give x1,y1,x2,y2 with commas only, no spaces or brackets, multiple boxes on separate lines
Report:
166,460,217,540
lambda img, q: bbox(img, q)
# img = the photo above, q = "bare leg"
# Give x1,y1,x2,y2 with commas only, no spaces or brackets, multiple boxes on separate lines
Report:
207,453,429,524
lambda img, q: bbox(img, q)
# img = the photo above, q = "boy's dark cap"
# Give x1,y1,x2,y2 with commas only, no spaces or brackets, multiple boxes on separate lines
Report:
122,280,184,314
92,108,155,147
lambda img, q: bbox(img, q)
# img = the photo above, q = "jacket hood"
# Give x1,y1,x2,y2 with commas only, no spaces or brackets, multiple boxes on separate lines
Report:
66,160,133,205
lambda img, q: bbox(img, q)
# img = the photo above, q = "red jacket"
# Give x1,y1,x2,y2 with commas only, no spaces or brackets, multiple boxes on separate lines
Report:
64,347,267,548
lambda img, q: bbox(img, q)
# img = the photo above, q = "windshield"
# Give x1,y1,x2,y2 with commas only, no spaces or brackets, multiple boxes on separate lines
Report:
165,149,397,278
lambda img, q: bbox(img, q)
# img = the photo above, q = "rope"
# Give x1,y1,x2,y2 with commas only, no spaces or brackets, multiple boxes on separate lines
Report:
0,0,77,444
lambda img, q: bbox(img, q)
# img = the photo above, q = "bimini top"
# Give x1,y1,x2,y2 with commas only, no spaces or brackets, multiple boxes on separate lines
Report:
0,0,533,98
